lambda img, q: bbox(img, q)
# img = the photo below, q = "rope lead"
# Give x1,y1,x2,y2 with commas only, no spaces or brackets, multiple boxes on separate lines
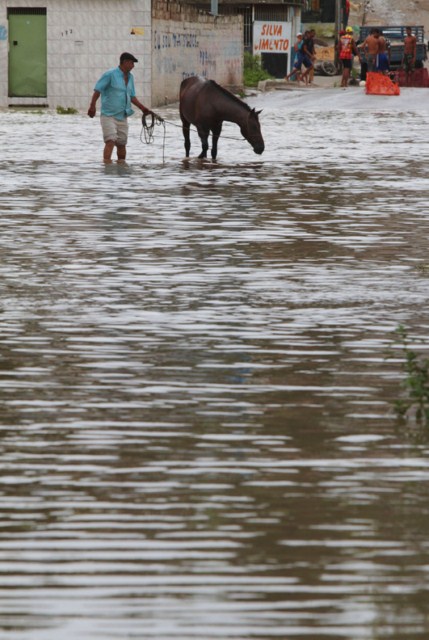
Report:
140,114,250,162
141,112,166,162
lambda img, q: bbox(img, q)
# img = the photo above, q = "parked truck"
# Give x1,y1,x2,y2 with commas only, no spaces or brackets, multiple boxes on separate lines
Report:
358,25,427,70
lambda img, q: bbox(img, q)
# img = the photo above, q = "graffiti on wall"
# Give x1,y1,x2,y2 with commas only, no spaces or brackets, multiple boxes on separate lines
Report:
154,29,241,80
153,31,199,50
0,25,7,40
199,49,216,75
152,22,242,105
154,29,211,78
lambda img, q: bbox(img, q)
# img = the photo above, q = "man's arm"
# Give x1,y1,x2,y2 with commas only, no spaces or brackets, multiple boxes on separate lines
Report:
131,96,152,116
351,39,359,58
88,90,100,118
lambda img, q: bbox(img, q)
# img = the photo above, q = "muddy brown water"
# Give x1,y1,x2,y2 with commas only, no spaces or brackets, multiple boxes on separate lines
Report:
1,90,429,639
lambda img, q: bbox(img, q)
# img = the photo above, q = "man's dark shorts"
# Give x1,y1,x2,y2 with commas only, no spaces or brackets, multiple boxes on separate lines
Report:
404,53,415,72
366,53,377,72
341,59,352,69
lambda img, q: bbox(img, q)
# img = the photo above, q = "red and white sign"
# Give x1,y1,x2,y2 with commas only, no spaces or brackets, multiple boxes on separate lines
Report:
253,21,292,55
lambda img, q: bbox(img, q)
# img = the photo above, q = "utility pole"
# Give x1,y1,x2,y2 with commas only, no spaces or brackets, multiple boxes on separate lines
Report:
335,0,342,67
335,0,343,35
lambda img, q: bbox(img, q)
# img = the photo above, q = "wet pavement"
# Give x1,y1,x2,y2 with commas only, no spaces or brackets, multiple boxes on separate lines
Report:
1,88,429,639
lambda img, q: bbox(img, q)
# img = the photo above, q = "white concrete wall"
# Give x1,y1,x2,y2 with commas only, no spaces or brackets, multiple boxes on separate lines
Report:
0,5,8,103
0,0,152,110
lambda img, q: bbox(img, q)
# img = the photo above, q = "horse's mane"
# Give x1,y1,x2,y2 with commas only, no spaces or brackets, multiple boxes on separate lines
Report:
208,80,252,112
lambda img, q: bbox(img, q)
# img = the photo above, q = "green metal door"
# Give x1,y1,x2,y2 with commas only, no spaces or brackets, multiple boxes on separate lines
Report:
8,10,47,97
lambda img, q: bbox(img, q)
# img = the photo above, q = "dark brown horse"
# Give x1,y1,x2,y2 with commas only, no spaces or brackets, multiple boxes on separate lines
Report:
179,76,264,160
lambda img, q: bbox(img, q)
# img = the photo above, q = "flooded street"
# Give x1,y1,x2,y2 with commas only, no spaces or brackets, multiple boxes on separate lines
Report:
1,87,429,639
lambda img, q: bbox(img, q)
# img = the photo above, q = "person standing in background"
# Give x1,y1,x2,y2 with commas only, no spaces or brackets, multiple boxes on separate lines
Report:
376,30,390,73
338,26,360,88
305,29,317,84
284,33,305,83
300,30,316,85
362,28,380,73
403,27,417,86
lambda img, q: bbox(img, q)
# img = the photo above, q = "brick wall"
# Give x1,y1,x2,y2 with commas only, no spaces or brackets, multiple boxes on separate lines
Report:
152,0,243,106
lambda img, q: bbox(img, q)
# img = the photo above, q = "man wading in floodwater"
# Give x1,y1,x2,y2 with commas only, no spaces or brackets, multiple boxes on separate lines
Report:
88,52,155,162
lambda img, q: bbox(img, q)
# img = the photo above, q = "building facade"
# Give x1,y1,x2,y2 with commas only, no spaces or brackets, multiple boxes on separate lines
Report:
0,0,153,109
198,0,304,78
0,0,243,109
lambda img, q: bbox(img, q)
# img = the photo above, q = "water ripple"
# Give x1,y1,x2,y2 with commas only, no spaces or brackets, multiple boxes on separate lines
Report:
1,100,429,639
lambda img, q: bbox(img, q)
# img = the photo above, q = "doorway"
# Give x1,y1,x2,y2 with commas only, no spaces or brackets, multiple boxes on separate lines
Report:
261,53,288,79
8,8,47,97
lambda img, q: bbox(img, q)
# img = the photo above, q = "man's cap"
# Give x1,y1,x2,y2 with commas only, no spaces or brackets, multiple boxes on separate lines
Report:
297,32,303,37
346,26,353,33
120,52,138,63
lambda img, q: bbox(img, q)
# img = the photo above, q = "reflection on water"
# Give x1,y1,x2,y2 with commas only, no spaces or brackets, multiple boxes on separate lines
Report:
1,103,429,639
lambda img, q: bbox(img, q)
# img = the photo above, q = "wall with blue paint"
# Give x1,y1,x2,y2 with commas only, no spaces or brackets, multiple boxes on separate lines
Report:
152,1,243,106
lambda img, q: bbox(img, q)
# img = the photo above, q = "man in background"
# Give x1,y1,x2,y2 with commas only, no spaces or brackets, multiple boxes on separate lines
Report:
338,26,360,87
403,27,417,86
362,28,380,73
376,30,390,73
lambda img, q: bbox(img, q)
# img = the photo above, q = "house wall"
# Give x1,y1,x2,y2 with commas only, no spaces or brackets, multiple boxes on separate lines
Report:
0,0,152,110
0,0,243,110
152,1,243,106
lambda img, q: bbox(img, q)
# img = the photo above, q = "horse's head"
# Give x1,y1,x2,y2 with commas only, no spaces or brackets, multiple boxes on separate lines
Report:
241,108,264,155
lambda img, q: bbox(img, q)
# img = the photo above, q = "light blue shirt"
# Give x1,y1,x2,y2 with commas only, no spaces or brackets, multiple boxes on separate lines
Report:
94,67,136,120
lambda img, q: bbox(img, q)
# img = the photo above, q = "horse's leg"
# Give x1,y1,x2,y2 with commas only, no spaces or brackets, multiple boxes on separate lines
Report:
211,124,222,161
197,128,209,159
180,115,191,157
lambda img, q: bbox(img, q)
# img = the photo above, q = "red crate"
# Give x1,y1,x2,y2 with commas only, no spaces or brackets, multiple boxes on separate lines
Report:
391,68,429,87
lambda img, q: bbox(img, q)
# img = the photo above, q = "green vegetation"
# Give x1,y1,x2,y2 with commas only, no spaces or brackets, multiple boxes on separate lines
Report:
56,105,79,115
393,325,429,429
349,67,360,85
243,52,274,87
